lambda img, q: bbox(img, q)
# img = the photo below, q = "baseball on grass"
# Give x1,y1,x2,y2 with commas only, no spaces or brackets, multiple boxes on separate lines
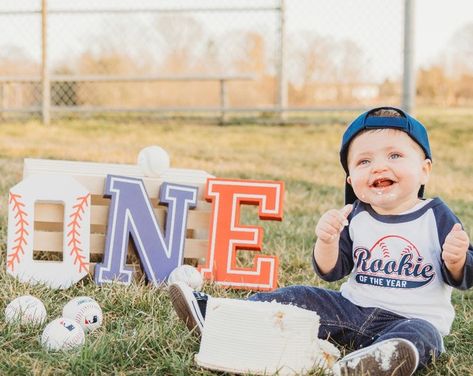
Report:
62,296,103,333
167,264,204,291
41,317,85,351
137,145,170,177
4,295,47,326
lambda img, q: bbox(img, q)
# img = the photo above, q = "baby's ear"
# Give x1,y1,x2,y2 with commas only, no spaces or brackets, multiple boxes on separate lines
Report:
421,159,432,184
347,176,352,185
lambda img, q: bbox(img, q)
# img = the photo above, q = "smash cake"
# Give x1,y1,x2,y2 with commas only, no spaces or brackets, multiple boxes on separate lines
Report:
195,298,340,375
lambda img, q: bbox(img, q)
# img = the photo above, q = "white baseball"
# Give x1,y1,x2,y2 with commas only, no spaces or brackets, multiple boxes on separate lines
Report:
62,296,103,333
137,146,170,177
41,317,85,351
167,264,204,291
4,295,47,326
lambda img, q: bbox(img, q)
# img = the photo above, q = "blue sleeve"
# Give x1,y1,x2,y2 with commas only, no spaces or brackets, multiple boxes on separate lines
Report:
312,222,354,282
434,200,473,290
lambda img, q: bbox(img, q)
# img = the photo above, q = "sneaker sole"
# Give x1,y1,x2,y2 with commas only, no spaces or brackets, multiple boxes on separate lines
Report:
169,283,203,336
338,338,418,376
380,340,417,376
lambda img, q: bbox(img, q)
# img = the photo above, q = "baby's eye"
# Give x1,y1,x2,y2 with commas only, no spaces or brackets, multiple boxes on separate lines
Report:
389,153,402,159
357,159,370,166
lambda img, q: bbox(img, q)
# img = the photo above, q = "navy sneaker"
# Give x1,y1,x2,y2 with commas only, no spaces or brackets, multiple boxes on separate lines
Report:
168,282,209,335
334,338,419,376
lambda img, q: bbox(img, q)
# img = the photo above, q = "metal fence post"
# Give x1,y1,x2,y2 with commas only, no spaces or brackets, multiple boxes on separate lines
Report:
41,0,50,125
0,83,4,120
219,79,227,125
276,0,287,121
402,0,415,114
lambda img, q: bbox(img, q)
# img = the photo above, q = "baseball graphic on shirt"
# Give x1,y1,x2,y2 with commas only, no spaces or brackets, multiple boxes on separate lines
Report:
167,264,204,291
41,317,85,351
371,235,419,259
354,234,435,289
62,296,103,333
137,145,170,177
4,295,47,326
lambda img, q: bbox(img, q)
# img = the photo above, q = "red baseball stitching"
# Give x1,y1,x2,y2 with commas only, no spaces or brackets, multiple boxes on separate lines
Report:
69,332,84,347
67,193,90,273
401,244,413,256
75,304,92,322
8,192,29,272
75,303,100,326
62,329,84,349
379,241,390,258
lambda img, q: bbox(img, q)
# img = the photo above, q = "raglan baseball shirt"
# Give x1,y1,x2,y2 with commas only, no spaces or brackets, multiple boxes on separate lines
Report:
313,198,473,336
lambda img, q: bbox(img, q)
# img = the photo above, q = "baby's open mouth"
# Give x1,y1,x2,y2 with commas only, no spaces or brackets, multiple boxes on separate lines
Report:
371,178,394,188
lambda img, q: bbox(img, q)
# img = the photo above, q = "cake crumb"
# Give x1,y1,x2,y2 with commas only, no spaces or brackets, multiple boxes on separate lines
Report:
273,311,285,330
374,341,397,370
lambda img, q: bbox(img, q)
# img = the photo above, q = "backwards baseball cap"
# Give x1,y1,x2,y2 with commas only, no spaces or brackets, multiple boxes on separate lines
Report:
340,106,432,205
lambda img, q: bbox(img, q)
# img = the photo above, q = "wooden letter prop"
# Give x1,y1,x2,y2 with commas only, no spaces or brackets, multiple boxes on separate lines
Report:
94,175,198,285
7,175,90,289
200,178,284,290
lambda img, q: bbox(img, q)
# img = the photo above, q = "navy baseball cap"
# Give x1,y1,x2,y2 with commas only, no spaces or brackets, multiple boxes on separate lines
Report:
340,106,432,205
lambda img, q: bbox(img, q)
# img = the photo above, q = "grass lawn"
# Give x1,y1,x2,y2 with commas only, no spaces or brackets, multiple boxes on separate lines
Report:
0,109,472,375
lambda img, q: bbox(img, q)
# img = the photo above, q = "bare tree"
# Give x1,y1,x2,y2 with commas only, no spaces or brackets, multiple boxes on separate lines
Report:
155,15,205,73
444,23,473,77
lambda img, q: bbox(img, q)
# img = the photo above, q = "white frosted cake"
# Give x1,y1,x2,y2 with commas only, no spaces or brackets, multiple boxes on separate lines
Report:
195,298,340,375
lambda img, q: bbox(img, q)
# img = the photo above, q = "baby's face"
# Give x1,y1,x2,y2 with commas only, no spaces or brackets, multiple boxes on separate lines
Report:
346,129,432,214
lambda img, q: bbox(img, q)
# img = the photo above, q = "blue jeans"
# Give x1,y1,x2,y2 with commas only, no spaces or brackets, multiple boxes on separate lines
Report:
249,285,443,370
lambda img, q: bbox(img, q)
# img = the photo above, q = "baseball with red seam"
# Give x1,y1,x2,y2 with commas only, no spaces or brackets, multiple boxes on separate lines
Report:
4,295,47,326
167,264,204,291
62,296,103,333
41,317,85,351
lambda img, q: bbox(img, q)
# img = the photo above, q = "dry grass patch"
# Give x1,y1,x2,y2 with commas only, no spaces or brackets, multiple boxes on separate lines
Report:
0,109,472,374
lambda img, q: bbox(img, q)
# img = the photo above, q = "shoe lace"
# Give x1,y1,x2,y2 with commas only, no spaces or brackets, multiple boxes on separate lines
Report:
193,291,208,302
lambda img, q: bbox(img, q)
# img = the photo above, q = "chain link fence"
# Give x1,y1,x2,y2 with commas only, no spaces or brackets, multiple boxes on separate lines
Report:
0,0,471,123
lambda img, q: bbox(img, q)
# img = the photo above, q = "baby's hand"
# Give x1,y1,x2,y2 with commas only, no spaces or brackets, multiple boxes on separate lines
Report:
315,204,353,244
442,223,469,272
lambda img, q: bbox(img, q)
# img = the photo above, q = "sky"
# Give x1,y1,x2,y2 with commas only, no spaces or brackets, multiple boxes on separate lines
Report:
0,0,472,81
284,0,473,79
414,0,473,66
